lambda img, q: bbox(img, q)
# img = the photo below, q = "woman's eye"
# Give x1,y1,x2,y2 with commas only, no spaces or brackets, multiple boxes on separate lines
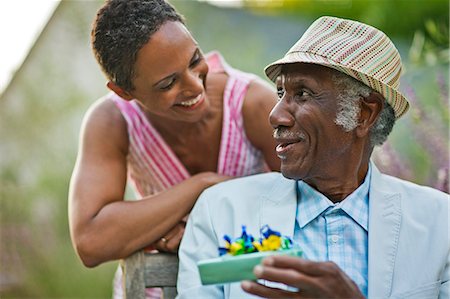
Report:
190,54,203,67
160,78,176,90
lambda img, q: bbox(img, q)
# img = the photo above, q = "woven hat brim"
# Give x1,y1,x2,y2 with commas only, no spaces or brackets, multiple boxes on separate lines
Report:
265,52,409,119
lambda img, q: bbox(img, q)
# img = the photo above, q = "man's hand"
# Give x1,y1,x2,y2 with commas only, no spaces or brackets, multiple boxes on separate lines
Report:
241,256,365,298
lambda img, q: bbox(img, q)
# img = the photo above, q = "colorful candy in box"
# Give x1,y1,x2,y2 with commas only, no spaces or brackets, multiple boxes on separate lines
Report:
197,225,302,285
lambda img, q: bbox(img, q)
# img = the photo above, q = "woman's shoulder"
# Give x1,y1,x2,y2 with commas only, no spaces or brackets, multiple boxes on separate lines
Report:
84,93,125,126
81,93,129,152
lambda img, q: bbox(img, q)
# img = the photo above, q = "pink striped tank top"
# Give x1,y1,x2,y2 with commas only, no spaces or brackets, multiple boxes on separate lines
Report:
110,51,269,298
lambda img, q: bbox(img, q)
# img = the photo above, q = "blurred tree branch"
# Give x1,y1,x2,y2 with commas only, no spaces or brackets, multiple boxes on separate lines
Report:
409,19,449,66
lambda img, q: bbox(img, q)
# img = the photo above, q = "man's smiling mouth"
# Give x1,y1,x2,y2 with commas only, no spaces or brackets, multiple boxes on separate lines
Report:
273,128,306,158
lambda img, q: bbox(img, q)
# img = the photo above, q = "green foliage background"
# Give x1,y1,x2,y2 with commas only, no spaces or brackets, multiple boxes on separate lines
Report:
242,0,448,40
0,0,447,298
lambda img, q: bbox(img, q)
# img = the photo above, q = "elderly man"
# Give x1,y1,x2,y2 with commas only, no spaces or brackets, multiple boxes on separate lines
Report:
176,16,449,299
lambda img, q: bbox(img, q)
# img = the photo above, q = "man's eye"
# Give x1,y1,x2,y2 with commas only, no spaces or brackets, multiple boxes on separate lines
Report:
293,90,311,102
297,90,311,97
277,88,284,99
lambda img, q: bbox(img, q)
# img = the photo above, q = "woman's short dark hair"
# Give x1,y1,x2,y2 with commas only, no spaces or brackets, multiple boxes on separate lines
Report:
91,0,184,91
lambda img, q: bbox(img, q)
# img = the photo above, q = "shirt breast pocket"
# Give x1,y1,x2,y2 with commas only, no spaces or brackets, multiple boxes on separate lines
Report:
391,281,440,299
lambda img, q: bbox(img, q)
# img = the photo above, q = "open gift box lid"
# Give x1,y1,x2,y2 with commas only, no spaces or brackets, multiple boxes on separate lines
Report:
197,248,302,285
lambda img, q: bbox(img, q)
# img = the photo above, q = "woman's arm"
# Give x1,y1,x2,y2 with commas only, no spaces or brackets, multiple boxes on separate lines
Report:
68,98,229,267
242,77,280,171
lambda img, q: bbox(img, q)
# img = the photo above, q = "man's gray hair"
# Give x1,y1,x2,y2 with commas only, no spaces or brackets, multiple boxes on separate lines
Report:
332,71,396,146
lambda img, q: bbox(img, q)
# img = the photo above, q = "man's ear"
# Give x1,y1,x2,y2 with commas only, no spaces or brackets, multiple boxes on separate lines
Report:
106,81,134,101
356,92,384,138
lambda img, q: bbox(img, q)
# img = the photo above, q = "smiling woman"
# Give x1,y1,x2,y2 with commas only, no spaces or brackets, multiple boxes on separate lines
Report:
0,0,59,94
68,0,280,298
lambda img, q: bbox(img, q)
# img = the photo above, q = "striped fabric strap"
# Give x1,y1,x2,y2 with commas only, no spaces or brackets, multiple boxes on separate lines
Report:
112,94,190,193
216,56,258,176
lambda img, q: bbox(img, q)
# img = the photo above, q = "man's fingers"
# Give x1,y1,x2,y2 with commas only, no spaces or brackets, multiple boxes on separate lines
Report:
262,256,325,276
255,258,364,299
241,281,299,299
254,264,315,290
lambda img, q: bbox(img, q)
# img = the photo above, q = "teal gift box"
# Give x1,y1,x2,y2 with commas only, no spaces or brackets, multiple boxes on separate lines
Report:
197,248,303,285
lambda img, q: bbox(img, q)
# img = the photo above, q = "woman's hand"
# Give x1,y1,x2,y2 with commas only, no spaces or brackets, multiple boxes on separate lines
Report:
194,172,232,188
154,221,186,253
152,173,231,253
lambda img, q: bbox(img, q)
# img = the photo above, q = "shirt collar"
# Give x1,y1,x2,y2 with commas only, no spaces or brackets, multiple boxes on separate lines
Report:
296,164,371,231
339,165,371,231
296,181,334,228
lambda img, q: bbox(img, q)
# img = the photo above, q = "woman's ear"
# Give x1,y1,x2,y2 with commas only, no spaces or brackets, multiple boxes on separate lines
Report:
356,92,384,138
106,81,134,101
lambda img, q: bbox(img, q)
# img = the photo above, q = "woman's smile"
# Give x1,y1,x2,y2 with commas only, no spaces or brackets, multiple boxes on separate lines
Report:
175,93,205,109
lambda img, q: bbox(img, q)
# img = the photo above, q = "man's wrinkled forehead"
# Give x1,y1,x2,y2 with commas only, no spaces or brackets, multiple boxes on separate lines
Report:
278,63,335,86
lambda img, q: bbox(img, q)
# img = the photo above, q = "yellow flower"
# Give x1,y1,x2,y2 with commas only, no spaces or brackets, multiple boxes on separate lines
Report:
261,235,282,251
229,243,243,255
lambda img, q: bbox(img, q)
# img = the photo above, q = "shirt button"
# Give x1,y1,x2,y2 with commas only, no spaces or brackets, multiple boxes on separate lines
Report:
331,235,339,243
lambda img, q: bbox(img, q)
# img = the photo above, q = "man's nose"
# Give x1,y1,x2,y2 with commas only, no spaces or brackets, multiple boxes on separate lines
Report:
269,99,295,129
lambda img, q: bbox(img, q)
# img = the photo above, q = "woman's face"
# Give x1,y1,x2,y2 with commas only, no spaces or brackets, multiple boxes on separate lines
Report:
129,21,210,123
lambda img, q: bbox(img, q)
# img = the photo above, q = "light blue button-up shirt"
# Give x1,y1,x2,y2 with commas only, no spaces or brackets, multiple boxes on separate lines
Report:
294,165,371,296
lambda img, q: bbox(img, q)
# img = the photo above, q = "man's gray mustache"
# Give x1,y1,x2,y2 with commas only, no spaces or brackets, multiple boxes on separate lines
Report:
273,128,306,140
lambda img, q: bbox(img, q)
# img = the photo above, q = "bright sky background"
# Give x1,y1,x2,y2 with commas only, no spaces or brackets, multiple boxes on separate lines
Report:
0,0,60,94
0,0,243,95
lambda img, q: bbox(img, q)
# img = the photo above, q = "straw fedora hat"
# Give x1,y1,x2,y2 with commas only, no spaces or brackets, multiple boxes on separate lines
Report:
265,16,410,119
